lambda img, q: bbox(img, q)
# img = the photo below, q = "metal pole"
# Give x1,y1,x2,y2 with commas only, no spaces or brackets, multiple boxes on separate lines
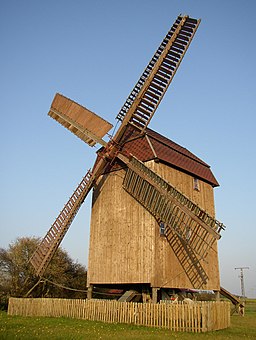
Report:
235,267,249,298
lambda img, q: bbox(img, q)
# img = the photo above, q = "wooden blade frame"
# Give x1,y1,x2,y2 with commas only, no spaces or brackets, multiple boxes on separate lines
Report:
119,154,225,256
113,15,201,144
30,169,94,277
165,229,208,288
116,15,186,122
118,154,225,286
30,146,112,277
49,93,113,147
123,167,215,259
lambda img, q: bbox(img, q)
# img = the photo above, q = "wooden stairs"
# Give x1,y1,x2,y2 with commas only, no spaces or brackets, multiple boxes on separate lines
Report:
220,286,245,316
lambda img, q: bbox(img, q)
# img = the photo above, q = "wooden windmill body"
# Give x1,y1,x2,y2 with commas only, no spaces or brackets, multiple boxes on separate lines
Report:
30,15,225,301
88,128,220,296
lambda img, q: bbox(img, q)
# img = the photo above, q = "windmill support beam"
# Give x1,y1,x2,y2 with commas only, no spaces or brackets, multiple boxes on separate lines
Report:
87,285,93,300
152,287,160,304
215,291,220,301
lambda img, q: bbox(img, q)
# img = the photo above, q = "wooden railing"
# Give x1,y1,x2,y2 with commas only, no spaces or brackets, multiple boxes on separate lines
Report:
8,298,230,333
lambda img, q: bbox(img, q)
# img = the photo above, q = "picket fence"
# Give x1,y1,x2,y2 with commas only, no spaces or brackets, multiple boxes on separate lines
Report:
8,298,230,332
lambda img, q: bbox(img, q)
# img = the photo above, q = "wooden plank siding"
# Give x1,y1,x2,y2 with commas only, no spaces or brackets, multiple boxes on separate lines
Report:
8,298,230,333
87,159,220,290
88,168,155,285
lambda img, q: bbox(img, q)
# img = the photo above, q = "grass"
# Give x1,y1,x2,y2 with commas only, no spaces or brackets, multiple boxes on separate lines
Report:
0,300,255,339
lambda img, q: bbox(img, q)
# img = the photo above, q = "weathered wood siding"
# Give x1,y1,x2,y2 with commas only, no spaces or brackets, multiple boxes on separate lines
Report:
88,168,155,284
87,160,220,290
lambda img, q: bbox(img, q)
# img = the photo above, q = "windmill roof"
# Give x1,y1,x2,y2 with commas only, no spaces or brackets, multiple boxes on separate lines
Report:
119,127,219,187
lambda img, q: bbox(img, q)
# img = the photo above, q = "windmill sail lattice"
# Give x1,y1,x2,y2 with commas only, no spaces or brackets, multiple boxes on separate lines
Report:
115,15,200,141
30,170,93,277
166,230,209,287
121,156,224,259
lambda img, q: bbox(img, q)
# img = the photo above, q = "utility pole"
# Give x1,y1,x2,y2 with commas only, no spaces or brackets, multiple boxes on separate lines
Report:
235,267,249,298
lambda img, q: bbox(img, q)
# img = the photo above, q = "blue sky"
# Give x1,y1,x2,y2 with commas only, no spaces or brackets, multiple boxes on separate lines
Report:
1,0,256,297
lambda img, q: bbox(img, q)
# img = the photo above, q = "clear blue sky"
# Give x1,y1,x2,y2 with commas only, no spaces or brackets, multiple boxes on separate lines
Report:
1,0,256,297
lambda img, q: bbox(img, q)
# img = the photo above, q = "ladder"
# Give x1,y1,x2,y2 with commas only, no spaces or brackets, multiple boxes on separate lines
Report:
116,15,200,135
30,169,93,277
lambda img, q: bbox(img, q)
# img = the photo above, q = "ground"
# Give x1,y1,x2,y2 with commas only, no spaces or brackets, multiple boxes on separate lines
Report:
0,300,255,339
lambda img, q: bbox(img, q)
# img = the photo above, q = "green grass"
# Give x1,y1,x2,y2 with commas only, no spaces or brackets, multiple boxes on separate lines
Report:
1,300,256,339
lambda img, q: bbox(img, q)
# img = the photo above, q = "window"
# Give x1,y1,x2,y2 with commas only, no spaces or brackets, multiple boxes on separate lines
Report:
193,178,200,191
159,222,165,236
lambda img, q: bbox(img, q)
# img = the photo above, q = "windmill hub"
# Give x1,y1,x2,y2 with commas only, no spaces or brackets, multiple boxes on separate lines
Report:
102,140,121,162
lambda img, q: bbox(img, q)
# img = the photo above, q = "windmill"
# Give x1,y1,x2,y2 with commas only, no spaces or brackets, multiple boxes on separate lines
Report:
30,15,225,302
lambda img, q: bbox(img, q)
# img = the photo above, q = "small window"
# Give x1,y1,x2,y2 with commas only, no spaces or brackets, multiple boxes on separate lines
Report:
193,178,200,191
159,222,165,236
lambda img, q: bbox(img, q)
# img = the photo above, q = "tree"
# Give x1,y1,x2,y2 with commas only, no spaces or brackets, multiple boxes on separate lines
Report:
0,237,87,299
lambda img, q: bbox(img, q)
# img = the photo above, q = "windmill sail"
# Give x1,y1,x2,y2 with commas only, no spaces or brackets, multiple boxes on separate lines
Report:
114,15,200,143
49,93,113,147
120,155,225,259
166,229,208,287
30,169,93,277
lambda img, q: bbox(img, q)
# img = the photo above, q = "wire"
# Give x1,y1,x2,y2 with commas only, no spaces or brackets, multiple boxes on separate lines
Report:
41,278,87,293
40,278,129,296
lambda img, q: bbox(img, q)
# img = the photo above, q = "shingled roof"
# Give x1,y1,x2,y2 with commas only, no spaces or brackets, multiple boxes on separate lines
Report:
119,127,219,187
